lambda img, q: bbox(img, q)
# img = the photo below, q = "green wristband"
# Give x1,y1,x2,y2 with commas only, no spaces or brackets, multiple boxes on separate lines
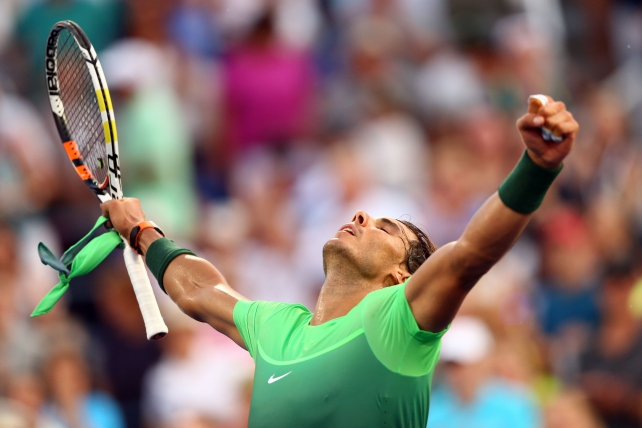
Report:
146,237,196,294
498,151,563,214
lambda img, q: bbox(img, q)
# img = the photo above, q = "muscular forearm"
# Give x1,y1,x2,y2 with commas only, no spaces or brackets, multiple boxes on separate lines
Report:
451,193,531,283
450,149,560,284
163,255,243,326
138,228,228,301
138,229,246,342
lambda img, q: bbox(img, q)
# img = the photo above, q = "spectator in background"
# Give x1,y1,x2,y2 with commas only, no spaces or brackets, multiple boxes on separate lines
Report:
323,2,416,130
0,0,21,55
562,0,614,79
579,261,642,428
489,13,560,109
124,0,174,44
415,50,486,127
228,150,319,308
222,6,317,157
0,84,66,319
0,223,22,380
534,207,601,379
4,372,65,428
0,84,59,219
560,89,638,214
448,0,521,47
169,0,221,59
544,389,604,428
101,39,198,239
93,263,161,428
0,223,63,386
350,85,429,198
43,349,125,428
428,316,541,428
142,304,252,428
13,0,123,96
0,398,63,428
419,142,486,246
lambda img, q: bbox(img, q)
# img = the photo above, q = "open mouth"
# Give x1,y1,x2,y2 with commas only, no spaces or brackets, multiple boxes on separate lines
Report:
339,224,356,236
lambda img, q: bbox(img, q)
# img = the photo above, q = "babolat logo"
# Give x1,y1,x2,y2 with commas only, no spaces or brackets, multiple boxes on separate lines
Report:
45,28,60,95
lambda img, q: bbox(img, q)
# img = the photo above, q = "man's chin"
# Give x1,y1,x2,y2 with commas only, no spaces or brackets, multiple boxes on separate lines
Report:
323,238,342,254
323,236,351,251
322,238,354,269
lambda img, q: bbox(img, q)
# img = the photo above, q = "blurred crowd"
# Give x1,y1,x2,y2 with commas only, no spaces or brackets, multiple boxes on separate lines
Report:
1,0,642,427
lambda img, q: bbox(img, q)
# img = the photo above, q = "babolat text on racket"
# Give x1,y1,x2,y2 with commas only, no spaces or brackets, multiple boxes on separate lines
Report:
45,20,168,340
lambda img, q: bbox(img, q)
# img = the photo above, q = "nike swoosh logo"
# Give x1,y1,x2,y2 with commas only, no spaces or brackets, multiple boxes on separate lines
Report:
268,371,292,384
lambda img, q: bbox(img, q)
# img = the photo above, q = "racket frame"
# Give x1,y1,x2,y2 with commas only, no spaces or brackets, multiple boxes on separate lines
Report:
46,21,122,201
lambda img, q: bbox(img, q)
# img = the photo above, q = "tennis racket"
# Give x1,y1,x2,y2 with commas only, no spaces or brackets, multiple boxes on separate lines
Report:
45,21,168,340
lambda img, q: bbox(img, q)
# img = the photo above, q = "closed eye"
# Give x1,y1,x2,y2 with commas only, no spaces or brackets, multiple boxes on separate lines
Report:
378,226,390,235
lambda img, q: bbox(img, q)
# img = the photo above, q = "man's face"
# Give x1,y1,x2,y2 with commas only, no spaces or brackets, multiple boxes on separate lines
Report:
322,210,415,283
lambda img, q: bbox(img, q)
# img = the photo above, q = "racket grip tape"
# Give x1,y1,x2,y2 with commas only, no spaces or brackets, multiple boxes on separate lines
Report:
122,241,168,340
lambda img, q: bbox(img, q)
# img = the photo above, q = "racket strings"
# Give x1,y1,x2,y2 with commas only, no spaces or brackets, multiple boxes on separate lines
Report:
58,35,97,147
56,30,108,186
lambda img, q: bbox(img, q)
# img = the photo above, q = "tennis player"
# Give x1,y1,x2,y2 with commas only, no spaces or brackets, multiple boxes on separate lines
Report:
102,96,578,427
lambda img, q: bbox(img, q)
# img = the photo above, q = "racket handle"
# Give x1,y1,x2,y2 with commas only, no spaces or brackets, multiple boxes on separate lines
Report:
122,241,168,340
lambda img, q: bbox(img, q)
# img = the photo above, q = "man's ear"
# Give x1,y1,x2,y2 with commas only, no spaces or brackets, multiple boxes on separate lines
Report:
392,271,411,285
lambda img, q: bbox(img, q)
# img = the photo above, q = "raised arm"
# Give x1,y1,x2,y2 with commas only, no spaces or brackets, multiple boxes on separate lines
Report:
100,199,247,348
406,96,579,332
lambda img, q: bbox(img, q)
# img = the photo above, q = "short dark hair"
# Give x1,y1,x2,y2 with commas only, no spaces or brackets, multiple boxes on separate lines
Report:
398,220,437,274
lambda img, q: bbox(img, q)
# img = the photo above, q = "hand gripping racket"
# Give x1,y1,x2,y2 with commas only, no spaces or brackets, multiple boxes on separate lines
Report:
528,94,564,143
45,21,168,340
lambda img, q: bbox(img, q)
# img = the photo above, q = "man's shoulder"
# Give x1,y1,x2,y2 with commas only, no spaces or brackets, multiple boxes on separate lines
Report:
359,282,406,311
358,282,410,328
236,299,312,325
366,282,406,299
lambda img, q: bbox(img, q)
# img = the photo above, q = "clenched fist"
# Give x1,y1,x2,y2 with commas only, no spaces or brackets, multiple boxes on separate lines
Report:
516,95,579,169
101,198,147,238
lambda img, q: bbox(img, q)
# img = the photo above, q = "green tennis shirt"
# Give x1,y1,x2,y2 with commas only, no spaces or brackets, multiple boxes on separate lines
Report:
233,281,447,427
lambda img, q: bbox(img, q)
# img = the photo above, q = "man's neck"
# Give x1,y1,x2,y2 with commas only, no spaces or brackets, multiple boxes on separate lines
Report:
309,272,379,326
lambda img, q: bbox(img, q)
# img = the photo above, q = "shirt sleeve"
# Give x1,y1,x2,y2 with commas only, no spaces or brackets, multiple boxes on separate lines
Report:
233,300,291,359
362,282,448,376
